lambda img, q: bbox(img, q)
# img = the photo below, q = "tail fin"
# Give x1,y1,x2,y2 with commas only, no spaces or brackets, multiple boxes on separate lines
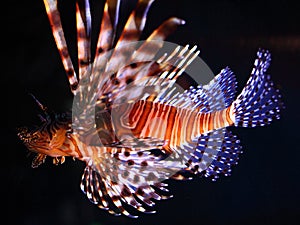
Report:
232,49,284,127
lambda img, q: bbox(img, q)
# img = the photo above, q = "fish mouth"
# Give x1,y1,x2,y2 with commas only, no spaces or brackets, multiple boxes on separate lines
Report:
17,127,27,138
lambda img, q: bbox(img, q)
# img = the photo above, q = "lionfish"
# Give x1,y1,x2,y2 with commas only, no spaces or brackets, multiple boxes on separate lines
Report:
18,0,283,218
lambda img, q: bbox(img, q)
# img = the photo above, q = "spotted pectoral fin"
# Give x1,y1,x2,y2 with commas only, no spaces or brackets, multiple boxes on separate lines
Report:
31,153,47,168
80,164,172,218
80,143,180,218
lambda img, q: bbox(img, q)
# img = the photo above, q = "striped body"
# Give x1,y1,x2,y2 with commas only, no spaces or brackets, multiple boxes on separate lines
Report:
41,100,234,163
112,100,234,148
17,0,283,218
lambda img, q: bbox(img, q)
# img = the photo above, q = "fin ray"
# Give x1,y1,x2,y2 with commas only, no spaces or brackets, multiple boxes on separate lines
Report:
233,49,283,127
43,0,78,93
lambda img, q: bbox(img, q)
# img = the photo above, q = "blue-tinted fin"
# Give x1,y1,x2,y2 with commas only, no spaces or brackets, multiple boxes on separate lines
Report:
183,67,237,112
172,128,242,181
200,129,242,181
202,67,237,109
233,49,284,127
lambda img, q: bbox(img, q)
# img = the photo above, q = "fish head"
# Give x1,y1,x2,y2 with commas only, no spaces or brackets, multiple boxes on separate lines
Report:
17,113,71,158
17,125,52,154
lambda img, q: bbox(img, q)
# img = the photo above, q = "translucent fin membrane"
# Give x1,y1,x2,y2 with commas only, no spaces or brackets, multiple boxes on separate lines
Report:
233,49,284,127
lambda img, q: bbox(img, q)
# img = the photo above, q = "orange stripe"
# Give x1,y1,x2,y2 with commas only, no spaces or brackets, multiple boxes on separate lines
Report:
169,108,182,148
185,110,196,142
131,101,152,136
225,107,233,125
199,113,204,134
69,136,83,158
143,101,161,137
129,101,143,124
178,108,188,144
208,112,215,131
164,105,177,142
217,110,223,128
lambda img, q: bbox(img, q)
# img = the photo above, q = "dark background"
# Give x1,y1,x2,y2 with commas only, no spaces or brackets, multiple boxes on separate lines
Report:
3,0,299,224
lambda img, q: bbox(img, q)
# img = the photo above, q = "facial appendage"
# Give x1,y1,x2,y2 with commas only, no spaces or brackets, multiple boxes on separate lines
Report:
17,114,71,167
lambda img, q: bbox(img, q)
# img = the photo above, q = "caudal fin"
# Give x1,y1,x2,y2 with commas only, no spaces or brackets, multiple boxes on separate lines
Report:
232,49,284,127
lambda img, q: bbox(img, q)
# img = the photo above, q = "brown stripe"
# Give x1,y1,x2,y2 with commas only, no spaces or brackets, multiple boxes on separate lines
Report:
131,101,152,136
151,17,185,41
134,0,153,30
169,108,182,147
96,3,113,54
129,101,142,124
199,113,204,134
69,136,83,158
77,27,87,39
185,110,196,142
225,107,233,125
121,29,140,41
129,100,145,126
47,8,61,27
107,0,120,30
164,105,177,141
208,112,215,131
218,110,225,128
143,102,161,137
43,0,78,93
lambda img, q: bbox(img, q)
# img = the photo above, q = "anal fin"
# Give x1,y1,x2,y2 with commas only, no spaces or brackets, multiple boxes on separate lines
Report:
171,128,242,181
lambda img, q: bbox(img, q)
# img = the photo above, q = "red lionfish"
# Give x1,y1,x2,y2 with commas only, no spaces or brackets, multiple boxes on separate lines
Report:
18,0,283,218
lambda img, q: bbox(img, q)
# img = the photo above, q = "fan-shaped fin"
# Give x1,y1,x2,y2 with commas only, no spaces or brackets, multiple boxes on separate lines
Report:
233,49,284,127
171,128,242,181
80,160,173,218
